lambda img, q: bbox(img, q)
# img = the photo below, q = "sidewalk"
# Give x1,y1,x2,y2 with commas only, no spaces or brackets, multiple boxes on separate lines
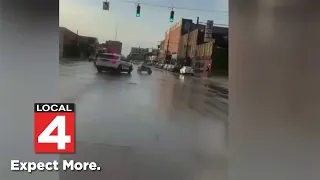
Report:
194,73,228,90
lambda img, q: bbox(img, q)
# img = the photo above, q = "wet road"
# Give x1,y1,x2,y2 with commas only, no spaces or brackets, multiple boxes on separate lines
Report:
59,59,228,180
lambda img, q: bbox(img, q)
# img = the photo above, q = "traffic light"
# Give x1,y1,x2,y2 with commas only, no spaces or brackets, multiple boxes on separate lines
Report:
136,5,141,17
169,10,174,22
158,45,160,49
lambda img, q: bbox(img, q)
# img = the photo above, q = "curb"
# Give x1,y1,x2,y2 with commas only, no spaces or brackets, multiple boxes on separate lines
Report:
189,74,229,92
152,67,229,92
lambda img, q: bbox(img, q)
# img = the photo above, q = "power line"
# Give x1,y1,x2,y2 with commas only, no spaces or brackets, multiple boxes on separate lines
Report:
199,22,229,26
119,0,228,14
213,23,228,26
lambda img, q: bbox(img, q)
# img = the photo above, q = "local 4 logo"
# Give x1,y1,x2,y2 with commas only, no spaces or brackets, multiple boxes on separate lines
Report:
34,103,75,153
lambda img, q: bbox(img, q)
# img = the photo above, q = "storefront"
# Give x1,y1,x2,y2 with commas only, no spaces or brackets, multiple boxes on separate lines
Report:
171,53,177,65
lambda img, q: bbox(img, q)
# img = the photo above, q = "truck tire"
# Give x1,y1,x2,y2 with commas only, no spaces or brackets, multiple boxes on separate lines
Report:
116,65,122,74
128,66,133,74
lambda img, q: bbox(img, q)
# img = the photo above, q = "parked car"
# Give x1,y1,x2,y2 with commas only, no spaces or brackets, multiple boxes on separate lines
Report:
166,64,171,71
180,66,194,76
167,64,175,71
165,64,172,70
163,64,168,70
95,53,133,74
172,65,182,73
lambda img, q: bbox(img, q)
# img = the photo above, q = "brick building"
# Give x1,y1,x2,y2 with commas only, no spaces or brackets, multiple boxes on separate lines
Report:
179,28,206,59
178,25,228,72
159,18,194,60
59,27,99,58
79,36,99,45
59,27,78,57
78,36,99,57
98,40,122,54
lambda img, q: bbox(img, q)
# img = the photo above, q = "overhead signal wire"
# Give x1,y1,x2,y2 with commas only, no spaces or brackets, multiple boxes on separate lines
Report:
119,0,228,14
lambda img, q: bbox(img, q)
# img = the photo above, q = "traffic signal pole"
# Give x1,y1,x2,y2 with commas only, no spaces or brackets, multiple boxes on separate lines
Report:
185,25,190,59
165,30,170,63
166,39,170,63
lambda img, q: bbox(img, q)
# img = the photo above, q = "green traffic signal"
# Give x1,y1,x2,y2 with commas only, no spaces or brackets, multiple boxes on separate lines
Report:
169,10,174,22
136,5,141,17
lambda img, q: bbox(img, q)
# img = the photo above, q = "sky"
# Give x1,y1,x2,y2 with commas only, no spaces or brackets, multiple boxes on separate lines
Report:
59,0,228,55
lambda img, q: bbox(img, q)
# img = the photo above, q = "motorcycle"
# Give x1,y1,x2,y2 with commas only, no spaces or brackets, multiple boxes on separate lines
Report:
137,64,152,74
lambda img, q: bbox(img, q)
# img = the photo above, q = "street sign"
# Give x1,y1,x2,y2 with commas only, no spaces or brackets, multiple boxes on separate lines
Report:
103,1,110,10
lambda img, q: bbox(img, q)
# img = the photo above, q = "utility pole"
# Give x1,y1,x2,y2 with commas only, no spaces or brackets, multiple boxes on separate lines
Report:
76,30,79,57
76,30,79,47
185,23,191,65
115,24,118,41
166,39,170,63
165,31,170,64
156,50,159,62
185,28,190,57
156,43,160,62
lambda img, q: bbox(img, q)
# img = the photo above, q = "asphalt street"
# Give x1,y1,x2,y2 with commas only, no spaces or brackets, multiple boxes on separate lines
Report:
59,59,228,180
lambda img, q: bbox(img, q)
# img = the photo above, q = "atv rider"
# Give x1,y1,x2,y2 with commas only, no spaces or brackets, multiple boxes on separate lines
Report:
140,61,149,69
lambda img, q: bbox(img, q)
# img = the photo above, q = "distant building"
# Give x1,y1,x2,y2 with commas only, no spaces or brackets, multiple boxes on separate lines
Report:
144,49,159,62
99,40,122,54
127,47,150,61
59,27,99,58
79,36,99,46
59,27,78,57
130,47,149,55
78,36,99,57
159,18,206,61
